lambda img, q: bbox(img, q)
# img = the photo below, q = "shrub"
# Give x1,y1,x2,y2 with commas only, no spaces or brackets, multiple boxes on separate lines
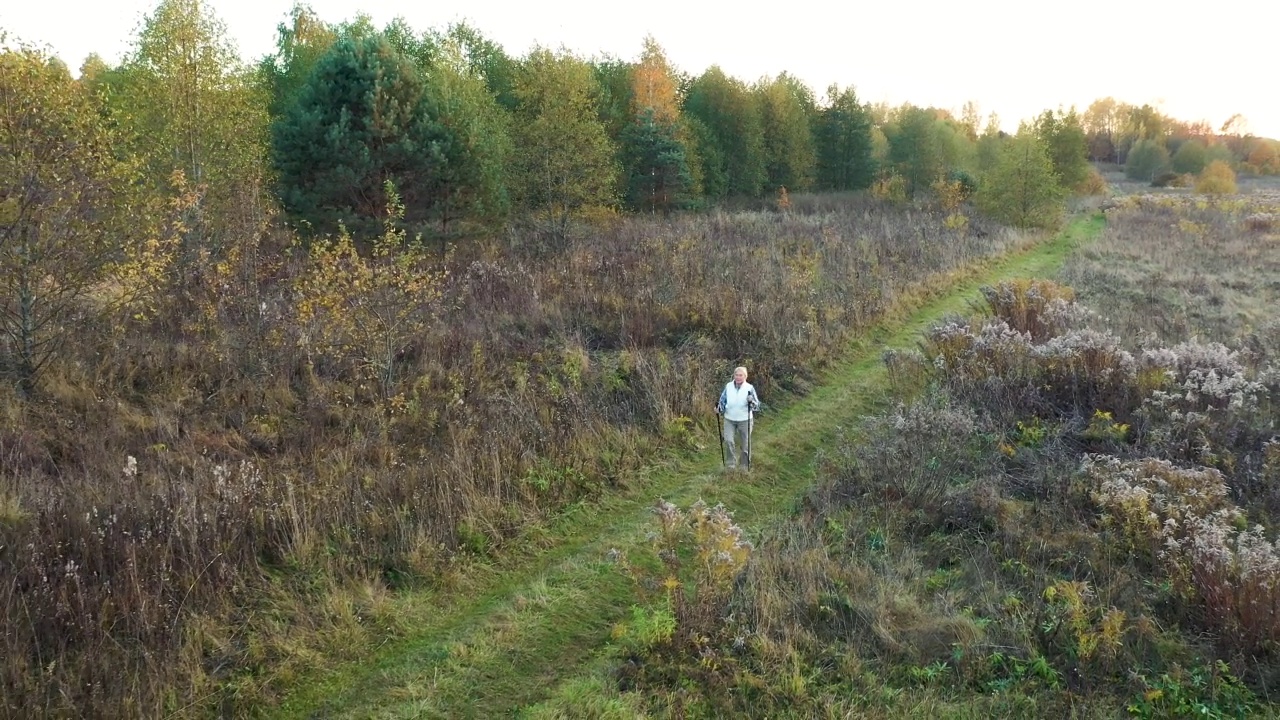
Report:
947,168,979,198
872,173,909,203
1137,341,1266,468
1125,139,1171,182
1195,161,1237,195
612,500,754,704
821,399,995,528
1171,139,1209,175
1128,660,1255,720
1151,171,1192,188
932,176,968,213
1086,454,1280,656
980,278,1078,341
1244,213,1275,233
1076,166,1109,196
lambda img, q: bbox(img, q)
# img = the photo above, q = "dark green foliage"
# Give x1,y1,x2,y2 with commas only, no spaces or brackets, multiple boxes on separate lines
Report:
815,85,876,191
887,105,944,196
435,22,519,111
683,66,766,198
590,55,634,145
271,35,443,236
1033,108,1090,191
1125,139,1172,182
757,72,817,192
948,168,978,197
1171,139,1209,175
685,116,727,200
621,108,693,214
416,44,513,239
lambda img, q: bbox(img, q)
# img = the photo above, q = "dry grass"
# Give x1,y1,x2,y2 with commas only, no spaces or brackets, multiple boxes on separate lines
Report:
596,200,1280,717
1063,191,1280,347
0,195,1024,717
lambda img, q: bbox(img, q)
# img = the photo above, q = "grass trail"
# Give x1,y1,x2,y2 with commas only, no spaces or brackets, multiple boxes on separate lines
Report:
271,215,1104,719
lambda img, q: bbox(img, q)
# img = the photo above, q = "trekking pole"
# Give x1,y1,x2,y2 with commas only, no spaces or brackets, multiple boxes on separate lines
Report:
717,411,725,468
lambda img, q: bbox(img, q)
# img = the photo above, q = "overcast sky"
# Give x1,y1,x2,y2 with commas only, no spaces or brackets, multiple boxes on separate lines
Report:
3,0,1277,139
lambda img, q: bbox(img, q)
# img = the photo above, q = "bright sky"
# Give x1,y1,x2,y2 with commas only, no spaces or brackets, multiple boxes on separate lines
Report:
3,0,1277,139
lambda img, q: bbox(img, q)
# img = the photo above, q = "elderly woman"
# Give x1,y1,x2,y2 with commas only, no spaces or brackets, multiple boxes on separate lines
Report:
715,366,760,470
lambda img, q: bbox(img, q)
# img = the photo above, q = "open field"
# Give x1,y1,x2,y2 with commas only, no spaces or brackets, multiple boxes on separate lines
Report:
1063,188,1280,347
516,197,1280,717
267,216,1104,718
6,10,1280,715
2,196,1031,717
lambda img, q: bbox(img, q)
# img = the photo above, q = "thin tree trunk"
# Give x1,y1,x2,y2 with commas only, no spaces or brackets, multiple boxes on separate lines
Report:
18,256,36,397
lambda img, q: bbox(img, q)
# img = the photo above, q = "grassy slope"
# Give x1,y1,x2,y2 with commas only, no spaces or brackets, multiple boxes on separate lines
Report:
270,215,1105,719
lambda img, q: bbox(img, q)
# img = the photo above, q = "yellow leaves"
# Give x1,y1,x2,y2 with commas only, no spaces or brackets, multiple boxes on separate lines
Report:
1044,580,1128,662
775,186,791,212
1083,409,1129,443
931,177,968,213
1176,218,1209,237
1196,160,1237,196
942,213,969,232
0,196,17,225
872,173,909,204
292,184,443,395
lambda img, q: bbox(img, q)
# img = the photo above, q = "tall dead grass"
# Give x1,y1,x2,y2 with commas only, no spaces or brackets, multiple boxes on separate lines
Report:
0,196,1019,716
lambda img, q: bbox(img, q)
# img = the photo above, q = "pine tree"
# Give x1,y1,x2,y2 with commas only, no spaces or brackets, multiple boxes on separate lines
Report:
815,84,876,191
622,108,693,214
272,35,442,237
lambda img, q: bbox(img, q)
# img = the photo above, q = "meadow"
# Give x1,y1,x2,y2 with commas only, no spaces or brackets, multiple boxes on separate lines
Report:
7,6,1280,714
1,195,1022,717
572,189,1280,718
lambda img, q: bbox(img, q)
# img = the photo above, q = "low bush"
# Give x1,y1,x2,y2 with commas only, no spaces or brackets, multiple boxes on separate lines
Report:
1196,161,1238,195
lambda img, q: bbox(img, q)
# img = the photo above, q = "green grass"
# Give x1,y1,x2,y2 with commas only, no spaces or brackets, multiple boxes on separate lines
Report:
268,214,1105,719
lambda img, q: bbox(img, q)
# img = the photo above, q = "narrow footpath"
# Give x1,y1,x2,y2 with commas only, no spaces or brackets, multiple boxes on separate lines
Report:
272,215,1104,719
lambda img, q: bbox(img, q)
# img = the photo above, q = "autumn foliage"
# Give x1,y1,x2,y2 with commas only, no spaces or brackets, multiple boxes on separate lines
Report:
1195,160,1238,195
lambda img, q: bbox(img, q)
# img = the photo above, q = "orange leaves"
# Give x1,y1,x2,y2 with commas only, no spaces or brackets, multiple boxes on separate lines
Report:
631,36,680,123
